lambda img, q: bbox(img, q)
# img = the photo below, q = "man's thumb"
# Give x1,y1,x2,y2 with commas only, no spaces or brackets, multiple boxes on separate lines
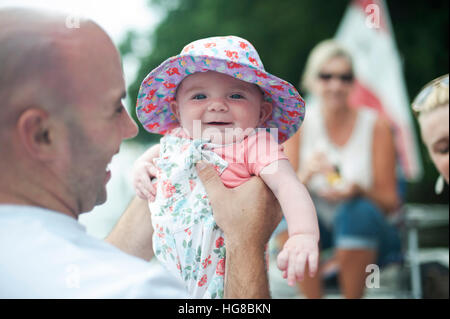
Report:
196,161,226,200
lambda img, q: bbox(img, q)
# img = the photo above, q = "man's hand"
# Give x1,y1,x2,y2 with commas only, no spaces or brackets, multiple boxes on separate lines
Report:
196,161,282,248
196,161,282,298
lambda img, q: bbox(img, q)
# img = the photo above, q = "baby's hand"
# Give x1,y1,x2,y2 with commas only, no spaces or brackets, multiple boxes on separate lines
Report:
276,234,319,286
132,145,160,201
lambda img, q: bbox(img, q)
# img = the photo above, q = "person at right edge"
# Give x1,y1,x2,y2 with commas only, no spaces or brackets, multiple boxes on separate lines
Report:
281,40,403,299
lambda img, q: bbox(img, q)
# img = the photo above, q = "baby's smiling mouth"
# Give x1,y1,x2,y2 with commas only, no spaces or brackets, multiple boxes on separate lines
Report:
205,122,232,125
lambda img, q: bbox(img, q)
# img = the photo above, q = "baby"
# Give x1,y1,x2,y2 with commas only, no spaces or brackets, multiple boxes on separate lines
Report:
134,36,319,298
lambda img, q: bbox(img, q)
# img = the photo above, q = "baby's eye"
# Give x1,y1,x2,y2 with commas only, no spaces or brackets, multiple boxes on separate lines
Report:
193,94,207,100
230,93,244,99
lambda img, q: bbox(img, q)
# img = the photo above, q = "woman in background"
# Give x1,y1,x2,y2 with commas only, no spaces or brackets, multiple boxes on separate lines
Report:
412,74,449,191
281,40,402,298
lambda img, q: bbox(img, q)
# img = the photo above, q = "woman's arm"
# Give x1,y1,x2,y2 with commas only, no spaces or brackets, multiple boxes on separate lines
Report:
284,129,332,185
363,116,400,213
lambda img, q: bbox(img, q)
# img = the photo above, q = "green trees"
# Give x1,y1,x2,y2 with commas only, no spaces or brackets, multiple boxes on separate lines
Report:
121,0,449,202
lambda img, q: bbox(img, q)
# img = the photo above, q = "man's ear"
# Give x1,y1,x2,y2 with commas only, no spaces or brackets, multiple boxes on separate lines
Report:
169,100,181,122
259,101,273,125
16,108,56,160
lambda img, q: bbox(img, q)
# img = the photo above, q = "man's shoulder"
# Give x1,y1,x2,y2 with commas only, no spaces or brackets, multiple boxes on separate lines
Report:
0,205,162,298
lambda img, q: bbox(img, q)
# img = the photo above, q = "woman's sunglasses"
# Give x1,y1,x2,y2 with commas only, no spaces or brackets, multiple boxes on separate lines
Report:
318,72,354,83
412,74,449,114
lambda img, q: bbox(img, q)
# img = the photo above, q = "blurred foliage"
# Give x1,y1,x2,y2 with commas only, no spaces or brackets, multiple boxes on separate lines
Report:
120,0,449,204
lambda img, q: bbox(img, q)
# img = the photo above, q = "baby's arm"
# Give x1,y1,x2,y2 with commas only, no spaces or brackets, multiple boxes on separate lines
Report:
260,159,319,285
132,144,160,201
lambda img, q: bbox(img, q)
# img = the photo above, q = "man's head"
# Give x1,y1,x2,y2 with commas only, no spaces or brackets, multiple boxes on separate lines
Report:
0,8,138,217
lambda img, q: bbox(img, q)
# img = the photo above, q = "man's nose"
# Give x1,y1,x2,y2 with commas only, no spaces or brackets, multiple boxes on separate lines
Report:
122,111,139,139
207,99,228,112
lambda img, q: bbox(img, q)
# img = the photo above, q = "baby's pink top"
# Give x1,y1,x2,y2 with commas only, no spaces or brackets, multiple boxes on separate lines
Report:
171,128,288,188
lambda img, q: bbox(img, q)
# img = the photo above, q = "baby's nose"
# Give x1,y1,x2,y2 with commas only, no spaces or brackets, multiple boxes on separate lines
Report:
207,100,228,112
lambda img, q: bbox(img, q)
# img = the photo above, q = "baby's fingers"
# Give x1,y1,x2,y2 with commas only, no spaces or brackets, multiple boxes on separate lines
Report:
136,188,149,200
308,251,319,278
145,163,159,177
294,252,307,282
287,252,297,286
140,173,157,195
136,179,156,200
276,249,289,272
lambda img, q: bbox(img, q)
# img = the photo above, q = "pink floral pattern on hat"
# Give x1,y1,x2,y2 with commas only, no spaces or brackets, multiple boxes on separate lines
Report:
136,36,305,143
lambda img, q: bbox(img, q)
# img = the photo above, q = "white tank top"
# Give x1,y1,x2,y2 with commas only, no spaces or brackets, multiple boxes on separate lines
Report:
299,103,378,226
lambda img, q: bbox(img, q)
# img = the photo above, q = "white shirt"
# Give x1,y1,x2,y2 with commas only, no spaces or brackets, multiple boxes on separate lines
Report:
299,104,377,227
0,204,188,298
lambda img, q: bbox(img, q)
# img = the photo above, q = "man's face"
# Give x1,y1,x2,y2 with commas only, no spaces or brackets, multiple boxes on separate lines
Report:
61,25,138,214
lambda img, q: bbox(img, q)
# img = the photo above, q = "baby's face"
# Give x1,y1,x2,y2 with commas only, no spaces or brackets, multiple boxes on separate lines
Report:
170,71,272,144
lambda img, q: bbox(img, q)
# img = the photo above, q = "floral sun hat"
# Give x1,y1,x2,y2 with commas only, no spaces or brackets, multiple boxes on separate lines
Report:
136,35,305,143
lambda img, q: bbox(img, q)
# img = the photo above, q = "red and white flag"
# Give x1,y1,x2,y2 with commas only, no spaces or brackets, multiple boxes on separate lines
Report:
335,0,422,180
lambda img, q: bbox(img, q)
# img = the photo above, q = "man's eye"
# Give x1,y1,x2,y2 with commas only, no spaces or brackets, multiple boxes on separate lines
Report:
116,106,124,114
193,94,207,100
230,94,243,99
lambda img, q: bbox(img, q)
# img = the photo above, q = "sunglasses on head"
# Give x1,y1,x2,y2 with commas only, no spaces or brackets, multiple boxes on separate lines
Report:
412,74,449,114
318,72,354,83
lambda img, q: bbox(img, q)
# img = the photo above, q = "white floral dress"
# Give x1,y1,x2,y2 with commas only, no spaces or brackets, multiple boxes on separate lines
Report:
149,133,229,299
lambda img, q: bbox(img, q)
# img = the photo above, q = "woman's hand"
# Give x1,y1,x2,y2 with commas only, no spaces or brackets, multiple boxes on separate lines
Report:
318,183,362,202
298,152,334,184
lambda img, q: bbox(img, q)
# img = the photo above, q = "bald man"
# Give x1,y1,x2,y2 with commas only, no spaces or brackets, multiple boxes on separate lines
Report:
0,8,281,298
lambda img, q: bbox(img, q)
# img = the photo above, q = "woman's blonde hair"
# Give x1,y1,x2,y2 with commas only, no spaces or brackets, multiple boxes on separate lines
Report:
412,74,449,117
301,39,354,92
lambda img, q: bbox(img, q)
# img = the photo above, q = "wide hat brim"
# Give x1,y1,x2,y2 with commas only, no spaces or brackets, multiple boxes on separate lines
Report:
136,54,305,143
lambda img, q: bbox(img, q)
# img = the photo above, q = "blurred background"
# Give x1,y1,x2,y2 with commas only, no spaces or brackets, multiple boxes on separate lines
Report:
120,0,449,205
1,0,447,298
